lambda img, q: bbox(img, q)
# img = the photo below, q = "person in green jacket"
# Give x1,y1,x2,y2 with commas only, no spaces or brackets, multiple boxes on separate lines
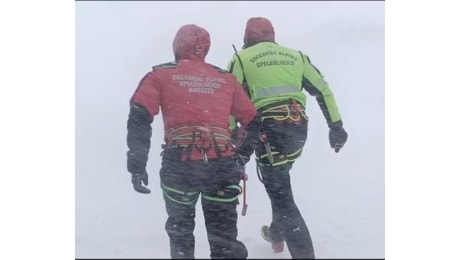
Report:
228,17,348,259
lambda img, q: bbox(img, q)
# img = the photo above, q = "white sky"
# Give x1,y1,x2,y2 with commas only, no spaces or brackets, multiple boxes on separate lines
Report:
2,1,460,260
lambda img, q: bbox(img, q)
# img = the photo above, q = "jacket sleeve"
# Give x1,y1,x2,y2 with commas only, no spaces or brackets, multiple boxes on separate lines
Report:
227,54,251,98
126,72,158,174
228,54,253,147
230,80,261,157
300,53,344,128
235,115,262,158
127,104,153,174
227,55,245,83
130,72,161,117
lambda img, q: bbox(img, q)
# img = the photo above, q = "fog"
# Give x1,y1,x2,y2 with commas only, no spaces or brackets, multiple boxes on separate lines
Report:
76,1,384,258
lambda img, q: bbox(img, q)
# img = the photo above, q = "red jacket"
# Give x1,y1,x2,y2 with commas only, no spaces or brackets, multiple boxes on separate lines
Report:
129,25,257,161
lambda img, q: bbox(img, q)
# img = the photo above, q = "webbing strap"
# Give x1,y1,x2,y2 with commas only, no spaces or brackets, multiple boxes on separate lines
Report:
259,103,308,122
202,185,241,203
161,182,200,205
166,125,232,147
257,148,303,167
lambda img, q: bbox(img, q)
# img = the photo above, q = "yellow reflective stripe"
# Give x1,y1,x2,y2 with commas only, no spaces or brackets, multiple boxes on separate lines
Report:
271,159,290,167
162,190,199,205
257,158,295,167
258,148,303,166
260,151,280,160
161,183,199,205
227,185,242,194
265,148,300,159
255,85,301,98
161,182,199,196
202,194,239,203
287,149,302,158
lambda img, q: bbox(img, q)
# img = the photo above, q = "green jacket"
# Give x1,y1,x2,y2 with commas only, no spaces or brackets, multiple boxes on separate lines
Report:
228,41,343,128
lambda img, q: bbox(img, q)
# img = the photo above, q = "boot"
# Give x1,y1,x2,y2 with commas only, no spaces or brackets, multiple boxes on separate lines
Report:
261,225,284,253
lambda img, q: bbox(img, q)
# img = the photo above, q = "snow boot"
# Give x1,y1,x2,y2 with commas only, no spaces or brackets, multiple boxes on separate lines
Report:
261,225,284,253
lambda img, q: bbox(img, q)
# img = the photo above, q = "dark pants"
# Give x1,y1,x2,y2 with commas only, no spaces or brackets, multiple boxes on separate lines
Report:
160,148,248,259
256,117,315,259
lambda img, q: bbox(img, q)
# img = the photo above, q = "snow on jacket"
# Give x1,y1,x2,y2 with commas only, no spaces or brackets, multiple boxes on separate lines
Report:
228,17,343,128
127,24,257,169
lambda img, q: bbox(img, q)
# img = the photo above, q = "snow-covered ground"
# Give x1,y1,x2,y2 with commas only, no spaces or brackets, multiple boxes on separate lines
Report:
76,1,384,258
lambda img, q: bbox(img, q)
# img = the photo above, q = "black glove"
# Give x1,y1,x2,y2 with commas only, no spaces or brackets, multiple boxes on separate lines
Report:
131,171,151,194
329,127,348,153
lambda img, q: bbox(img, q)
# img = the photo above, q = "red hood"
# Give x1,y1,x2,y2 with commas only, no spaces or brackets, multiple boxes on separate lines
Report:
173,24,210,61
243,17,275,48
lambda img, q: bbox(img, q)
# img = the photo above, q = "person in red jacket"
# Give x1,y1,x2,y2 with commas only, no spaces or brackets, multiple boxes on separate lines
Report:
126,24,260,259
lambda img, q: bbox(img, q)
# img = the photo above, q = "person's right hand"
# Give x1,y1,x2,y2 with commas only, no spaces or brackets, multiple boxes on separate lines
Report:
329,127,348,153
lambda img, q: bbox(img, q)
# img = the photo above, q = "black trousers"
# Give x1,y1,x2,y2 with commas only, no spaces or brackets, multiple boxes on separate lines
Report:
160,148,248,259
256,117,315,259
